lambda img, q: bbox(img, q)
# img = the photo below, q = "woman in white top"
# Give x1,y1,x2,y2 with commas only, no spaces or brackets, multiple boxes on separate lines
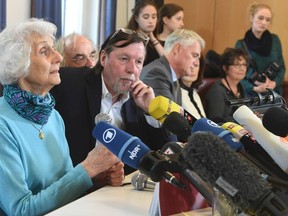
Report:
179,56,206,119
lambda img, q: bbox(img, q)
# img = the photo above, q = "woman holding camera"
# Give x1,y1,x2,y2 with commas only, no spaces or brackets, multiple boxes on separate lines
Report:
205,48,249,123
235,3,285,96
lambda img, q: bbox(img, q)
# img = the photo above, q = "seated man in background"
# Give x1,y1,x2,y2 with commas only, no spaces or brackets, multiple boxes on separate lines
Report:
140,29,210,213
50,28,176,174
140,29,205,106
56,32,97,68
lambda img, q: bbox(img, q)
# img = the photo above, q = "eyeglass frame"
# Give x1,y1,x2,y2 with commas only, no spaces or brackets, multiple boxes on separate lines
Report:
230,63,249,69
71,50,97,65
100,28,150,52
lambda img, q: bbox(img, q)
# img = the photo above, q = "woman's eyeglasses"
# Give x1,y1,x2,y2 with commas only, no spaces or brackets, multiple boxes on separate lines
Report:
230,63,248,69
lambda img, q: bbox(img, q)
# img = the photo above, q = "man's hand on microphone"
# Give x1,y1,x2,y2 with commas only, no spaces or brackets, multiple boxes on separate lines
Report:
130,80,154,113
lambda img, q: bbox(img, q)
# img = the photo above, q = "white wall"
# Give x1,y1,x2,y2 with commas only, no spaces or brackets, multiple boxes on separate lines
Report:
116,0,134,28
6,0,30,26
6,0,132,29
5,0,133,47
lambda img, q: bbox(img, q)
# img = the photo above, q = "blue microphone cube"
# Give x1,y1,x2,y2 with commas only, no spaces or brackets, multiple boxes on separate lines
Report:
93,121,150,169
192,118,243,151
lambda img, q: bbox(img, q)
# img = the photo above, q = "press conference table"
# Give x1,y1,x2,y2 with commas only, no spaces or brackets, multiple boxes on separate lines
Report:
45,179,152,215
46,173,212,216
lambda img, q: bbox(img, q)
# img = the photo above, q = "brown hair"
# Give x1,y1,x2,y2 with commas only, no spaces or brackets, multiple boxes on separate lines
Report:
126,0,158,34
157,3,184,34
248,2,273,19
95,29,148,73
220,47,249,78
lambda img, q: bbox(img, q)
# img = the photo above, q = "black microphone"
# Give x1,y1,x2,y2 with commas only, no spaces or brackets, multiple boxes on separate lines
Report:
161,142,214,206
161,141,185,155
228,89,286,116
131,172,155,191
164,112,244,151
262,106,288,137
164,112,288,180
92,121,185,189
222,122,288,181
182,131,288,216
164,113,288,203
233,105,288,174
228,88,284,107
162,112,192,142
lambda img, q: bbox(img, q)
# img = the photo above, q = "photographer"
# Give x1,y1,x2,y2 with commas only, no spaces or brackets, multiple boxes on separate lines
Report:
205,48,249,123
235,3,285,96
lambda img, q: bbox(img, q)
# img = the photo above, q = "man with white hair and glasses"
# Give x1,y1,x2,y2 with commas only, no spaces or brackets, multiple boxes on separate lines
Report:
56,33,97,68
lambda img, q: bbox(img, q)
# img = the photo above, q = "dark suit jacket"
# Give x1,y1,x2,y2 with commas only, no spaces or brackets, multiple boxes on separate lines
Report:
140,56,182,105
0,84,3,97
50,66,176,173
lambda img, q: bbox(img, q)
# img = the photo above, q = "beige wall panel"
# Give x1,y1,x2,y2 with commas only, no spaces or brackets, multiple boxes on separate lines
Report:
165,0,288,80
213,0,287,55
165,0,216,54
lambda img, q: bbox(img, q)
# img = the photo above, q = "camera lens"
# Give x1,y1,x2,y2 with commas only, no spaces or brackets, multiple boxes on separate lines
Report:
257,74,266,83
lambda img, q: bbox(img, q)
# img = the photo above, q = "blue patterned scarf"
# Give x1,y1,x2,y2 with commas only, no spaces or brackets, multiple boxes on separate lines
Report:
3,84,55,125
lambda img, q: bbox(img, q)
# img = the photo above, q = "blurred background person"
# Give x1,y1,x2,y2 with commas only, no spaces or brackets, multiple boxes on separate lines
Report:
203,49,222,78
56,32,97,68
179,55,206,119
157,3,184,45
126,0,164,65
235,2,285,96
0,18,124,216
205,48,249,123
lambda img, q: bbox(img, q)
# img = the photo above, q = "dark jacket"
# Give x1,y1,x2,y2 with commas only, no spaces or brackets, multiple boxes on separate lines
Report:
141,55,182,105
50,66,176,173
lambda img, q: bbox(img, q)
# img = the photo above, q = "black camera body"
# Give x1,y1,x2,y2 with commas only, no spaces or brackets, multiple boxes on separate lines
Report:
249,62,280,84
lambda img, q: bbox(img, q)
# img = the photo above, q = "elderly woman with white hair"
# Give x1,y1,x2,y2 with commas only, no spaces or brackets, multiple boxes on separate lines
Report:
0,18,124,216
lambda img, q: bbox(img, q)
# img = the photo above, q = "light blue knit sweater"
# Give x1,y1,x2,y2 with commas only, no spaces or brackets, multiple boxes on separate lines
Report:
0,97,93,216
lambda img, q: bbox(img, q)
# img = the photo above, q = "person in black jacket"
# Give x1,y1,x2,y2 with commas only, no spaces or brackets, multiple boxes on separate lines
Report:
50,28,176,174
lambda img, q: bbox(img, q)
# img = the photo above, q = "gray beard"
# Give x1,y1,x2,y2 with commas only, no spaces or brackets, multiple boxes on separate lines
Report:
112,82,129,95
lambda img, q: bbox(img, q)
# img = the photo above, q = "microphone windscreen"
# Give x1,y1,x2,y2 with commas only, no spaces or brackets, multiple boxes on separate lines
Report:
192,118,243,151
148,96,183,123
162,112,191,142
92,121,150,169
182,131,271,211
262,107,288,137
94,113,112,125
